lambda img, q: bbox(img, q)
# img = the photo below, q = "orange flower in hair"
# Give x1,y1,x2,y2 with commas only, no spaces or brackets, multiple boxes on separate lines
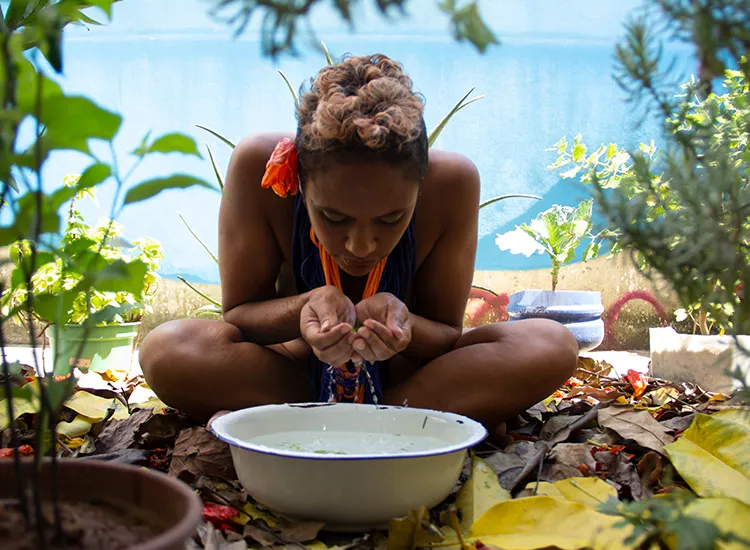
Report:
260,138,299,197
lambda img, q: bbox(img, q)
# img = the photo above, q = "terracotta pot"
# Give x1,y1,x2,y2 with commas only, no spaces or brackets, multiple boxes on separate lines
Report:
0,457,202,550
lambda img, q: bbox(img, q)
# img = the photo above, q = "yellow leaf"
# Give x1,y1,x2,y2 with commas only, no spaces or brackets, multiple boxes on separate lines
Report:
455,454,511,533
305,541,328,550
56,414,95,438
62,437,86,450
387,507,444,550
235,501,279,528
526,477,617,508
664,409,750,505
65,390,121,422
468,496,637,550
0,395,38,430
681,498,750,550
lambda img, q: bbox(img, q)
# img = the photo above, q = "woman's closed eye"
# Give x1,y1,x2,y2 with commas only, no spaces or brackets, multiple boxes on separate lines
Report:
378,213,404,225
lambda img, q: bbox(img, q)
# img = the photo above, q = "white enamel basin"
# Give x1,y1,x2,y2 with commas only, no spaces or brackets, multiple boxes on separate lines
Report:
209,403,487,531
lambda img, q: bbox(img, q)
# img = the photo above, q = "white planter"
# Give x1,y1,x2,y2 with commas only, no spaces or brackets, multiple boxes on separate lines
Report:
649,327,750,393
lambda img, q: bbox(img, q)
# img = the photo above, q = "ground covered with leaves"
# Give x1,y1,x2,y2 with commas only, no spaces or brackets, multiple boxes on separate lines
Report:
1,357,749,550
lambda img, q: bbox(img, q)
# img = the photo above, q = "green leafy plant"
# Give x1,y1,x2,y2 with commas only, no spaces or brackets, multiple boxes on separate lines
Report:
0,1,214,543
2,178,164,329
495,199,611,291
548,67,748,336
598,491,750,550
208,0,498,58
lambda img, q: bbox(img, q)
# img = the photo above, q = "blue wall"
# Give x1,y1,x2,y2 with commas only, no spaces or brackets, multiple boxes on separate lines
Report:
33,0,693,283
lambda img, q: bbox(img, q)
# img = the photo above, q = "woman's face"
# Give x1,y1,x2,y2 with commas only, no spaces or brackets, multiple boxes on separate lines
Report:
304,162,420,277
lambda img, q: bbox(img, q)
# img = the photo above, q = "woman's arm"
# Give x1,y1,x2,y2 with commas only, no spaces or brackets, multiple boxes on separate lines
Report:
400,152,480,363
218,133,312,345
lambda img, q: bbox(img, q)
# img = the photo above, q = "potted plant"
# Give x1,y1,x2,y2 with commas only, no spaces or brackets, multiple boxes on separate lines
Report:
494,199,611,351
0,2,212,547
2,179,164,376
548,65,750,392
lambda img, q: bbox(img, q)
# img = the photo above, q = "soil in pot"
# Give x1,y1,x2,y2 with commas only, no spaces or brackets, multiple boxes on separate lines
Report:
1,497,165,550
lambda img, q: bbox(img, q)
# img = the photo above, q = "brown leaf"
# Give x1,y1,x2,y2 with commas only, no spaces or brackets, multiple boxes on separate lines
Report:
169,427,235,481
484,440,545,491
243,524,280,547
564,386,626,403
637,451,664,498
573,356,617,384
277,521,325,543
94,408,154,454
541,443,597,482
598,406,672,452
196,476,248,509
660,412,698,433
539,415,581,443
592,450,643,500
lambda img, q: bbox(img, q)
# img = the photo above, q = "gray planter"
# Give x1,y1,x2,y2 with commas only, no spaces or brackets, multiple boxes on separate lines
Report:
507,290,605,352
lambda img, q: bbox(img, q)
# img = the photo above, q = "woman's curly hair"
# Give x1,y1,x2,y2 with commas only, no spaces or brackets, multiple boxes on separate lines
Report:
295,54,429,182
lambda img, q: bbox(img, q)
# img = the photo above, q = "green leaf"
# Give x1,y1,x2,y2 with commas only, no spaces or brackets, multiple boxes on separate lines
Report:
177,276,221,308
441,1,498,54
10,250,55,288
5,0,32,28
39,96,122,153
178,212,218,264
572,142,588,162
428,88,484,147
277,70,299,107
136,132,202,158
0,386,38,430
124,174,215,205
555,136,568,154
478,194,542,210
87,258,148,295
321,41,334,65
0,191,62,246
75,162,112,192
83,0,118,18
582,241,602,262
195,125,236,149
205,144,224,191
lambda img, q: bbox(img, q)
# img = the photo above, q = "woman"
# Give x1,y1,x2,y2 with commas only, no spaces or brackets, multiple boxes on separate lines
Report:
140,54,578,438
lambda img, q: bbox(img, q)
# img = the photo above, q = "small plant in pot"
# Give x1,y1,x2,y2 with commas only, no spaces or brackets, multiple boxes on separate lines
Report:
2,180,164,377
495,199,612,351
0,2,213,547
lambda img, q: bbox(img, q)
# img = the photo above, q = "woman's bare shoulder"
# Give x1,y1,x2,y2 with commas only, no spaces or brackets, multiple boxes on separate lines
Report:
421,149,481,218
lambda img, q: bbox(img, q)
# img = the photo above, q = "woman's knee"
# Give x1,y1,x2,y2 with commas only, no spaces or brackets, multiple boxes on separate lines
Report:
462,319,578,379
139,319,241,391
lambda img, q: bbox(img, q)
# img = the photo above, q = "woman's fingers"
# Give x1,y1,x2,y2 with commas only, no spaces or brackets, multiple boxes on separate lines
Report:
364,319,408,352
355,322,399,361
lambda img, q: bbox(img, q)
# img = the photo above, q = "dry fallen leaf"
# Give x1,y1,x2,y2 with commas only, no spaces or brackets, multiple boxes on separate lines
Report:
598,405,672,452
169,427,235,481
543,443,597,481
387,507,444,550
94,408,154,454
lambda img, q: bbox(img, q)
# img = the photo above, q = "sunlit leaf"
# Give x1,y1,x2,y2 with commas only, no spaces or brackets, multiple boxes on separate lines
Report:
135,132,202,158
39,96,122,153
664,409,750,505
205,144,224,191
56,414,95,438
469,495,638,549
124,174,215,205
455,454,511,533
195,124,236,149
528,478,618,508
64,390,120,422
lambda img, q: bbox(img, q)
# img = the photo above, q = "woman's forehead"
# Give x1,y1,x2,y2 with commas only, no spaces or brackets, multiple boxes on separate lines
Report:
305,162,419,213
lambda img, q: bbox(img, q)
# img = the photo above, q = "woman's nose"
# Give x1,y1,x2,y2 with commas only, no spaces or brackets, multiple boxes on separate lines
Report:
345,227,376,258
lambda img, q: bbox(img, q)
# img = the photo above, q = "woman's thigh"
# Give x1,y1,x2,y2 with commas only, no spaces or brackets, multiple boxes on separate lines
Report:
140,319,312,421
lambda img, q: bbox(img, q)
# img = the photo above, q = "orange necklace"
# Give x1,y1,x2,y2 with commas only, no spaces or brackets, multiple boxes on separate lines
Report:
309,227,387,402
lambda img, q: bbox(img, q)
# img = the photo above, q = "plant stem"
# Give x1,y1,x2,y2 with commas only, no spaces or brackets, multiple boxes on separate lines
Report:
551,259,560,292
0,310,30,526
